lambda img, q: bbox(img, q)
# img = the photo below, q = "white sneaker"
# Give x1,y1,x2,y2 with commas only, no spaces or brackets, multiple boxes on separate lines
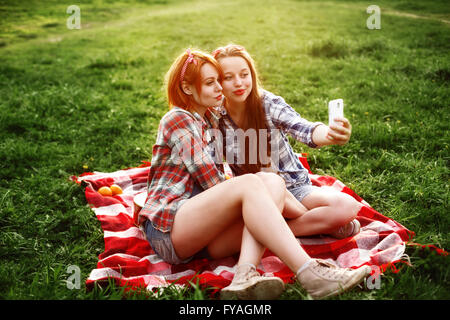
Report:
297,259,371,299
328,219,361,239
220,264,285,300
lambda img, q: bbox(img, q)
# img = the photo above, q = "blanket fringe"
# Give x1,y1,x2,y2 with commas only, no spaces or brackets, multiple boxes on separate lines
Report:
407,242,449,256
378,242,449,274
399,253,412,266
379,258,411,274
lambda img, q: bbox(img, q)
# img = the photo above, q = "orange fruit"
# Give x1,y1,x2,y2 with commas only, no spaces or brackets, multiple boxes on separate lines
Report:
98,186,112,196
110,184,123,195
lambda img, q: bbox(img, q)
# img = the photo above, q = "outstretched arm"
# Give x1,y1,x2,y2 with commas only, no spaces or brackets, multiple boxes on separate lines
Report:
263,91,352,148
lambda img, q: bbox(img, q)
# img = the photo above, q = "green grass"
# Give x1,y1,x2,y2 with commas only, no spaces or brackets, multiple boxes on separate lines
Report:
0,0,448,300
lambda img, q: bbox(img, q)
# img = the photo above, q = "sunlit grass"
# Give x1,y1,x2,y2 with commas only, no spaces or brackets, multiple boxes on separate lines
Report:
0,0,448,300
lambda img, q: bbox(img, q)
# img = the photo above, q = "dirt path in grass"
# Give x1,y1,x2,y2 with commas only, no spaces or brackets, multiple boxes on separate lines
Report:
333,2,450,25
6,0,449,49
383,9,450,25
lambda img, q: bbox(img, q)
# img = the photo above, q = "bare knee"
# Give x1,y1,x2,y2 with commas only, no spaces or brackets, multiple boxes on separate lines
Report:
238,173,265,189
235,173,285,211
230,173,266,199
254,172,286,207
254,172,285,192
332,193,362,224
255,171,284,184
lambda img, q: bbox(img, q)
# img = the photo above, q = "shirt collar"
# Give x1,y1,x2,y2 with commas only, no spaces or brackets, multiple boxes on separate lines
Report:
204,107,223,129
191,110,204,122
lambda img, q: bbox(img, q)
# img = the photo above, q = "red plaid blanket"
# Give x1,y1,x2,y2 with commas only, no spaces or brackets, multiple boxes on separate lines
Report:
71,157,415,294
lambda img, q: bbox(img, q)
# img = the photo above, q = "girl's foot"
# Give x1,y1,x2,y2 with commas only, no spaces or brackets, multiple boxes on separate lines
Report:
296,259,371,299
220,264,285,300
328,219,361,239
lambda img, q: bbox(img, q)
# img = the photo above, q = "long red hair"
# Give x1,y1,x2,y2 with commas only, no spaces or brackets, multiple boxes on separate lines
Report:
213,44,271,174
166,49,223,112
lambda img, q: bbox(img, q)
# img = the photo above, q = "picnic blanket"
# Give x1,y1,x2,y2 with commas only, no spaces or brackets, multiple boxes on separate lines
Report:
71,157,416,295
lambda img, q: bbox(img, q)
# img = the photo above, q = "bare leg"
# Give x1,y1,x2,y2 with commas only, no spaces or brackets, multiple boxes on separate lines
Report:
255,172,307,219
236,226,265,267
206,219,244,259
283,189,308,219
236,173,291,270
287,187,362,237
253,173,360,237
187,172,296,262
170,173,311,273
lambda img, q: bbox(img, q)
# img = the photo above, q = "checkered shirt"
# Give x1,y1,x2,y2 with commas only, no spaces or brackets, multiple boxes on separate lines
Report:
218,89,323,188
140,107,225,233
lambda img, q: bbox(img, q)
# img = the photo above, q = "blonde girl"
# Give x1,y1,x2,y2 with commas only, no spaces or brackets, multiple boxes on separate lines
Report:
213,44,363,240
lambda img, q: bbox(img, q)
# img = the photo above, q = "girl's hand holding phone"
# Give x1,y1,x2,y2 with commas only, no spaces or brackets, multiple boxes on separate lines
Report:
326,99,351,145
327,117,352,145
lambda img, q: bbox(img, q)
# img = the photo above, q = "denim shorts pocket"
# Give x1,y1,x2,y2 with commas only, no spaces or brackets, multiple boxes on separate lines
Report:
148,237,168,260
145,221,192,265
146,223,167,257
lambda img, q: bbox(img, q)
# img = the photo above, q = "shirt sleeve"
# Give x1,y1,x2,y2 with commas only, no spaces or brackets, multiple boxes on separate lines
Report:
263,91,323,148
162,110,225,190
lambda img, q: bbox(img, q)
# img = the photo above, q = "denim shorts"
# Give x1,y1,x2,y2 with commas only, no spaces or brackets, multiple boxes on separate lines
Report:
145,182,210,265
288,183,318,202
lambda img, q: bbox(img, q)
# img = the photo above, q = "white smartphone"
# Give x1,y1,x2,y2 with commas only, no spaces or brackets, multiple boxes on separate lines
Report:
328,99,344,126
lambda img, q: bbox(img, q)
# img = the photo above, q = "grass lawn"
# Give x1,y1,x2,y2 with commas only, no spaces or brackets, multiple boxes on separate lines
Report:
0,0,448,300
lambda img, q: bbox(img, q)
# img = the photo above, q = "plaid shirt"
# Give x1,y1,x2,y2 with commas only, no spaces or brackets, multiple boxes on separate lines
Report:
218,89,323,188
140,107,225,233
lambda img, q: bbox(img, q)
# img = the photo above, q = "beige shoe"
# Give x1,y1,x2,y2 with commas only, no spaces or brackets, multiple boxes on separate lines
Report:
220,264,285,300
297,259,371,299
328,219,361,239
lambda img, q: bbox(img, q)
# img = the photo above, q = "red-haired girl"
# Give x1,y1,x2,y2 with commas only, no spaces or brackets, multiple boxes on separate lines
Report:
213,44,362,239
139,49,370,300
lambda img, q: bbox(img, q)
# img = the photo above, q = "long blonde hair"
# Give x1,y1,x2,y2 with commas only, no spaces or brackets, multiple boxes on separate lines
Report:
213,44,271,174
